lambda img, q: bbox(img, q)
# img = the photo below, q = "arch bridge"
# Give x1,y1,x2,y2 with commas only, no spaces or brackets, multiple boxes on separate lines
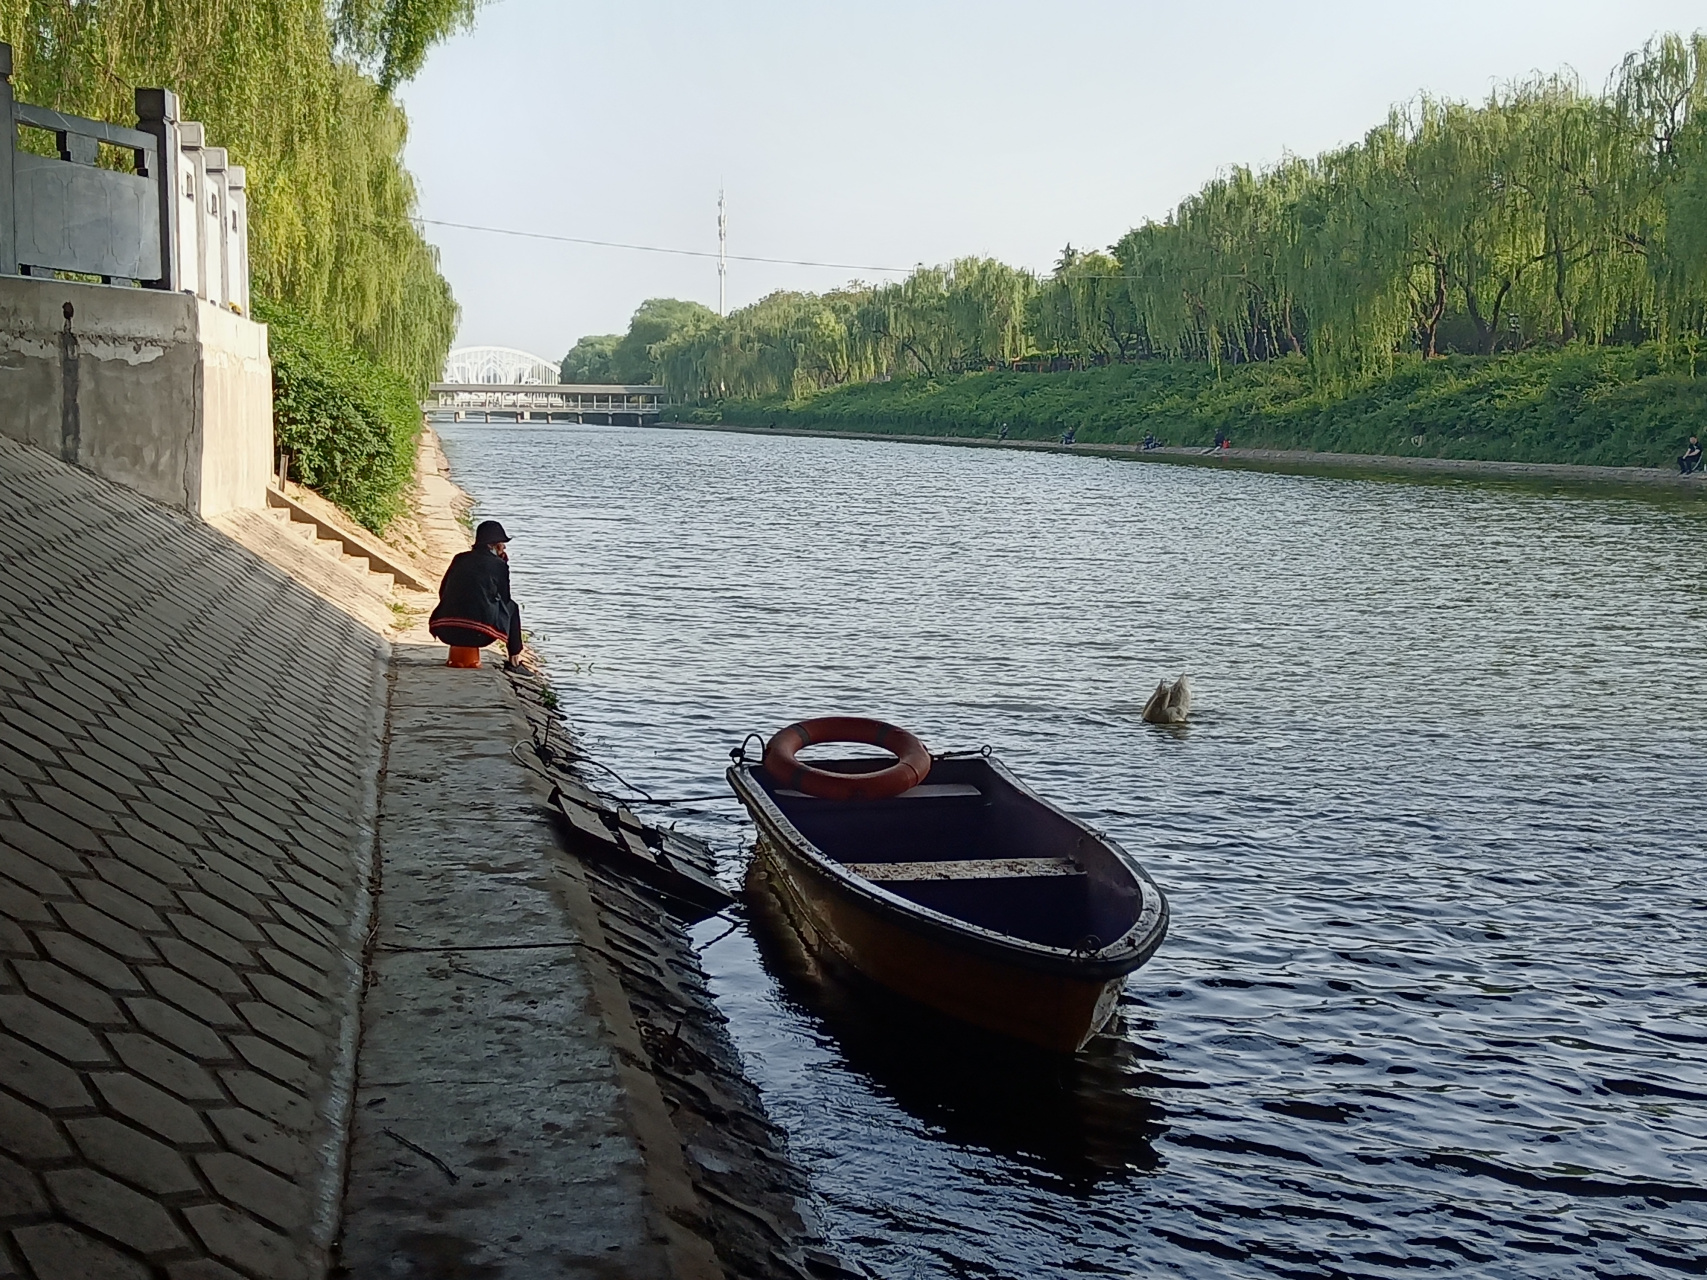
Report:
428,345,666,425
442,346,561,385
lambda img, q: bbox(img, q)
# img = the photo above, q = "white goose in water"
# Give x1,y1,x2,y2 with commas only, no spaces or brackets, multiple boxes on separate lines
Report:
1141,674,1192,725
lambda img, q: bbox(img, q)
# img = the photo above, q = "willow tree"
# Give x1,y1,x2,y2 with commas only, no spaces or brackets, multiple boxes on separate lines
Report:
1620,34,1707,360
1117,160,1311,368
1028,247,1148,365
1491,77,1657,346
0,0,463,388
336,0,484,90
943,257,1034,368
863,267,955,377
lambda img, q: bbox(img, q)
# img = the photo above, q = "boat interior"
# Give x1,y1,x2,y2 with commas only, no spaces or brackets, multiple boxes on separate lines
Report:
755,756,1143,951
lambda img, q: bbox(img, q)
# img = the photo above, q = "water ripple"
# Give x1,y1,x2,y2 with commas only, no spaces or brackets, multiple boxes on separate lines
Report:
442,424,1707,1279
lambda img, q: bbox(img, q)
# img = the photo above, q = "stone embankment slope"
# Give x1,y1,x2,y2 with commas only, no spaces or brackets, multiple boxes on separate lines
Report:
0,428,843,1280
0,433,387,1278
663,422,1707,491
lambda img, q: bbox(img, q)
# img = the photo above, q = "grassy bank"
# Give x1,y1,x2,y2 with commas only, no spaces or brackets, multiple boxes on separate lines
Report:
670,347,1705,469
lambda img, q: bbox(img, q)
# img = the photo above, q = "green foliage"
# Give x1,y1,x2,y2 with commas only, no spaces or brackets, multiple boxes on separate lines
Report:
335,0,485,90
259,300,421,532
698,346,1705,469
613,298,719,384
560,334,621,383
0,0,460,391
634,258,1039,403
1028,246,1150,366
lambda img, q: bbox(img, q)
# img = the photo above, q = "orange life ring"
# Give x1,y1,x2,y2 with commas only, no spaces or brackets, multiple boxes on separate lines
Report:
763,717,932,802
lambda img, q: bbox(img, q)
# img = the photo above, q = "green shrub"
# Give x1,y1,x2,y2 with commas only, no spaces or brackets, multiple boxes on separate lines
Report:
258,298,421,532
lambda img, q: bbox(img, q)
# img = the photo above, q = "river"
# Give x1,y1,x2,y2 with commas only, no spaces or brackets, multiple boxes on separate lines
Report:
438,423,1707,1279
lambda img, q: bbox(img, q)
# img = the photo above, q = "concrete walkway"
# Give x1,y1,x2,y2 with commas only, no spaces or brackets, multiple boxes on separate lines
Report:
336,644,718,1279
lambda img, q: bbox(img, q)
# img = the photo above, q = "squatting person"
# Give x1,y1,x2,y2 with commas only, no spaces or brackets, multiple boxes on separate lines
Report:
1681,435,1703,475
430,519,525,669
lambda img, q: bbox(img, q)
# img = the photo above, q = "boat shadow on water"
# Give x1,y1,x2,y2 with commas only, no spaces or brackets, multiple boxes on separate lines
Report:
745,866,1169,1187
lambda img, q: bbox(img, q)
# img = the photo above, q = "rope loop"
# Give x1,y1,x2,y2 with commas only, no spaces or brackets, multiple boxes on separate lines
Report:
933,744,993,761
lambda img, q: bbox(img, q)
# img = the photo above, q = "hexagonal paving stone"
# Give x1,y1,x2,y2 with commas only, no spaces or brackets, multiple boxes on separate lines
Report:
44,1167,191,1255
0,1033,93,1110
195,1153,305,1234
13,960,124,1026
142,967,242,1030
13,1222,150,1280
90,1074,213,1147
0,1091,72,1162
124,999,229,1062
184,1202,306,1280
36,932,143,993
109,1034,224,1104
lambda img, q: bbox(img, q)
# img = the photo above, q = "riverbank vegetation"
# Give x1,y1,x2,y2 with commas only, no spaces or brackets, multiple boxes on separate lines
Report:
0,0,476,525
620,33,1707,466
684,346,1703,467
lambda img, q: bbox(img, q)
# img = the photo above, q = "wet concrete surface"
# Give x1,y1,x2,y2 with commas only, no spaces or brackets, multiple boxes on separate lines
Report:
337,644,858,1280
336,644,700,1279
505,668,865,1280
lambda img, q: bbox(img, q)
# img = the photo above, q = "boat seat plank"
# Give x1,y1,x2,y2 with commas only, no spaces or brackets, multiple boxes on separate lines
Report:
845,857,1083,882
777,783,983,800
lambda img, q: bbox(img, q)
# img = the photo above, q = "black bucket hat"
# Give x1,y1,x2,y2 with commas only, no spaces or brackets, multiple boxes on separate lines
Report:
474,520,510,546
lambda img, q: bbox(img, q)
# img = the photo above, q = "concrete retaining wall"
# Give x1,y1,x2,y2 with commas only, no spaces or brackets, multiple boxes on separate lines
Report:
0,276,271,518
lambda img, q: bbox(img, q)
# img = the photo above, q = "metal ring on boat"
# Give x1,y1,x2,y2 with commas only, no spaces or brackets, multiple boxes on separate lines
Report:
762,716,932,802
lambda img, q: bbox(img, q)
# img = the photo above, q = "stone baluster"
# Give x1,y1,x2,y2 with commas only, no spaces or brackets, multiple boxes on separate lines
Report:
200,146,230,308
0,43,16,275
225,164,250,314
134,87,182,291
174,121,206,298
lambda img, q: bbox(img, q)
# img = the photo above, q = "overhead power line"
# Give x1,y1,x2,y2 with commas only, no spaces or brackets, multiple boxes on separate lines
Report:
414,217,913,275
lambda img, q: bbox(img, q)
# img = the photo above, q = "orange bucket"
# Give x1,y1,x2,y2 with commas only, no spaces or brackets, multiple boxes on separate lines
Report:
447,646,482,669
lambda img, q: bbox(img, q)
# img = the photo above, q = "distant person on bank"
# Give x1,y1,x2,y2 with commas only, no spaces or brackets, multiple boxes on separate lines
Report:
1682,435,1703,475
430,520,524,670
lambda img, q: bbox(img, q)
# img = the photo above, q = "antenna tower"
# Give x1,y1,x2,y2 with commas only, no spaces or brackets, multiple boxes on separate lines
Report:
717,188,727,317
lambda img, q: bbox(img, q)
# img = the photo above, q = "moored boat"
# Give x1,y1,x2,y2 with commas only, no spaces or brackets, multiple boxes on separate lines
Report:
728,724,1169,1052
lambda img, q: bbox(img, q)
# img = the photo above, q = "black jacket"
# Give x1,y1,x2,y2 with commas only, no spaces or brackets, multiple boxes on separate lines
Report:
429,548,514,643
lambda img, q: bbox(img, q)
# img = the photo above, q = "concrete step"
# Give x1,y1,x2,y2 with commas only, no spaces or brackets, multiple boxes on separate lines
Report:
263,491,412,596
267,486,433,591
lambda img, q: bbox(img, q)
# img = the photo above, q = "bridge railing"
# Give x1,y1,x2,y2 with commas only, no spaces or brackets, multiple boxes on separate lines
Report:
425,384,668,420
0,42,250,312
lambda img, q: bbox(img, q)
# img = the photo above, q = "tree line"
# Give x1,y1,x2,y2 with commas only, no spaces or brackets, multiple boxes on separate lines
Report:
573,33,1707,402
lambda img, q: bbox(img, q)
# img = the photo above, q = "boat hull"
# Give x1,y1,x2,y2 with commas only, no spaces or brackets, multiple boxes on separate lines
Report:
750,833,1123,1053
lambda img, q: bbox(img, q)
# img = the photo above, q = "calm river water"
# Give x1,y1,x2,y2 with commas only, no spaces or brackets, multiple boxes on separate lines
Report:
439,424,1707,1279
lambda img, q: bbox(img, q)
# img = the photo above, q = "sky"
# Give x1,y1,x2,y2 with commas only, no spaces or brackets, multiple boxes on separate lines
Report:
397,0,1707,367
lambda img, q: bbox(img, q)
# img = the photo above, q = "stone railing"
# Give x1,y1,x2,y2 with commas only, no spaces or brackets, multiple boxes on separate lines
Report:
0,43,270,519
0,41,250,313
